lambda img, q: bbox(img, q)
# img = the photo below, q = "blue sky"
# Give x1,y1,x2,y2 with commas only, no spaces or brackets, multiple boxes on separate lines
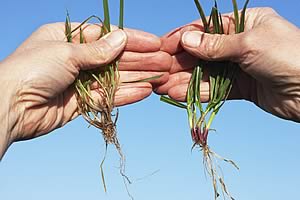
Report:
1,0,300,200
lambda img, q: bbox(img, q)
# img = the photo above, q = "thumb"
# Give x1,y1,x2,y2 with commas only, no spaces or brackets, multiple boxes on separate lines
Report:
73,29,127,70
181,31,244,62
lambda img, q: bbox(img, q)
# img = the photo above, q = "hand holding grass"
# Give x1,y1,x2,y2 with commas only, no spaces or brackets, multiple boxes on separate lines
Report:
0,22,170,159
158,7,300,122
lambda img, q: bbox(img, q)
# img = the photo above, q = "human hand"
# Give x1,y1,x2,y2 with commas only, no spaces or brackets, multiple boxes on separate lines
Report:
157,7,300,122
0,23,171,158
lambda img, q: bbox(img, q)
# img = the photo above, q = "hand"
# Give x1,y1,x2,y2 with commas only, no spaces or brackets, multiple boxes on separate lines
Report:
157,7,300,122
0,23,171,158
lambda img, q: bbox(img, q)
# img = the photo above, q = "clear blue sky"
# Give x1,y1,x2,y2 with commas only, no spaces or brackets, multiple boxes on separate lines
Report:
1,0,300,200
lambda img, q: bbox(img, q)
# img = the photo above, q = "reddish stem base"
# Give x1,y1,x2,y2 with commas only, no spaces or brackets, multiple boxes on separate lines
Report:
192,127,209,146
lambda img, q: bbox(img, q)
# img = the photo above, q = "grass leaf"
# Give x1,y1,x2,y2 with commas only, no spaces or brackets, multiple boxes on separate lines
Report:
232,0,240,33
65,10,72,42
194,0,209,32
160,96,187,109
240,0,249,32
80,27,84,43
119,0,124,29
103,0,111,32
122,74,163,84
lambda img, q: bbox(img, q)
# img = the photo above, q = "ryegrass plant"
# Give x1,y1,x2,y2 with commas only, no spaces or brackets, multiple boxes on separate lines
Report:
65,0,132,195
161,0,249,199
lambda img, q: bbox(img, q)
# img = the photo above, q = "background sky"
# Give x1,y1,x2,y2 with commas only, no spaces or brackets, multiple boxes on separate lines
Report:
1,0,300,200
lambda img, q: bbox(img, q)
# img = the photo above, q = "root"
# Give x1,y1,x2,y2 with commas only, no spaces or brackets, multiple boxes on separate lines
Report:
75,71,133,199
201,145,238,200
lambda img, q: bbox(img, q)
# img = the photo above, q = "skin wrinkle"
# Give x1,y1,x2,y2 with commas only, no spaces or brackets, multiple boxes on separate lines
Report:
0,84,18,159
170,52,197,73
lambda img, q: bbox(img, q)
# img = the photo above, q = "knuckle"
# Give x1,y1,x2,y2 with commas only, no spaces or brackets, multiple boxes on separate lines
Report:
262,7,277,15
204,35,224,59
37,23,61,33
37,23,52,31
238,33,260,64
86,42,111,65
64,44,75,60
60,44,77,67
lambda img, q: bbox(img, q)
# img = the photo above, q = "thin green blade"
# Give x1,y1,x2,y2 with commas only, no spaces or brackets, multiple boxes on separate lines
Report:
232,0,240,33
80,27,84,44
119,0,124,29
160,96,187,109
103,0,111,32
122,74,163,84
70,15,104,35
240,0,250,32
193,0,209,33
65,10,72,42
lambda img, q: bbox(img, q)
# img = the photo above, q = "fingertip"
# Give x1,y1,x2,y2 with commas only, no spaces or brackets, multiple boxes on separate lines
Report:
115,82,152,106
124,28,161,52
181,31,203,49
102,29,127,49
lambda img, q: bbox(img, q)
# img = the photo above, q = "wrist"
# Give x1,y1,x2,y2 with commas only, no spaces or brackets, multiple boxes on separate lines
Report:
0,61,20,160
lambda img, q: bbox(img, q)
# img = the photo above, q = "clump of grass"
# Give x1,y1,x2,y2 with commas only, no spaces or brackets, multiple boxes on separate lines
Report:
65,0,132,195
161,0,249,199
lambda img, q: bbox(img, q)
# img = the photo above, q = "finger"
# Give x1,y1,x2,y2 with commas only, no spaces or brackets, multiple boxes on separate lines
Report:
33,22,160,52
228,70,255,101
168,82,210,102
115,82,152,106
125,28,161,52
155,66,209,94
154,71,192,95
119,51,172,72
161,23,203,54
72,29,127,70
169,51,199,74
88,82,152,106
119,71,169,86
70,24,161,52
160,13,240,55
181,30,245,62
63,82,152,126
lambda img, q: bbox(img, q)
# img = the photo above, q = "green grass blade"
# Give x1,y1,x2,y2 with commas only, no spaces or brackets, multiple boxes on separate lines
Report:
160,96,187,109
240,0,249,32
80,27,84,43
119,0,124,29
187,67,198,105
209,75,216,103
193,0,209,33
65,15,104,40
122,74,163,84
103,0,111,32
232,0,240,33
219,12,224,34
212,7,220,34
72,15,103,34
213,0,223,34
207,8,214,32
65,10,72,42
194,66,200,103
194,66,203,112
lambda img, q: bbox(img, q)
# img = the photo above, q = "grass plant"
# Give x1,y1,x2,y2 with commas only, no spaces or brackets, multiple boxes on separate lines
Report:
65,0,131,196
65,1,160,197
161,0,249,199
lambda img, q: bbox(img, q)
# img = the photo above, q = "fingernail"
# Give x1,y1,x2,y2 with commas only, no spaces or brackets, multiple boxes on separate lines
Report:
182,31,203,48
105,30,127,48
